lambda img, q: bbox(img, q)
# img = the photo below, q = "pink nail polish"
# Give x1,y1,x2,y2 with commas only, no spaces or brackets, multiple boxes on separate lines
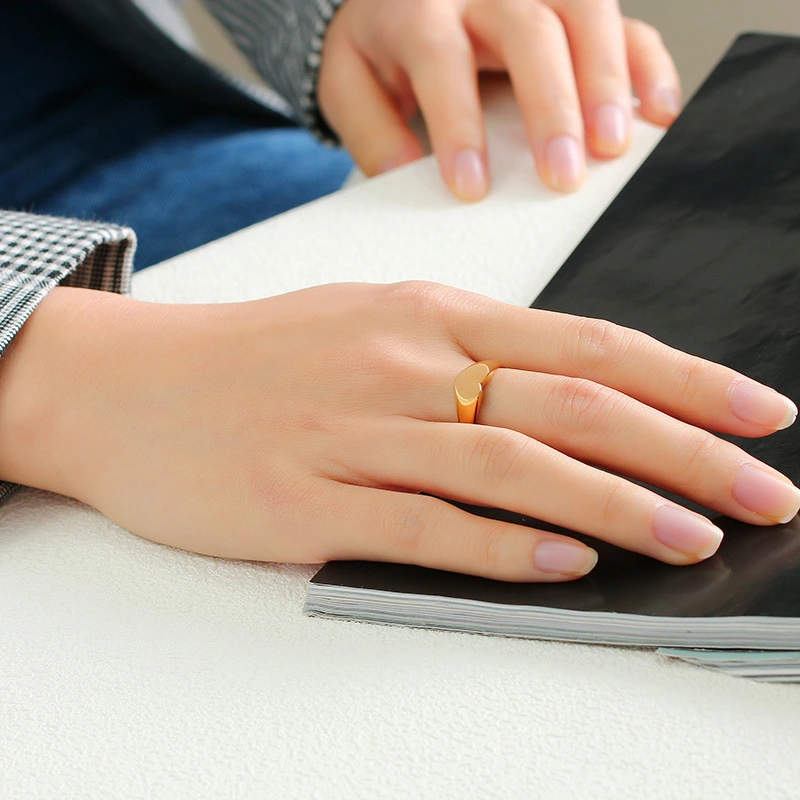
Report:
453,149,487,201
733,464,800,523
545,136,583,192
533,541,598,576
729,380,798,430
652,505,723,559
595,103,628,150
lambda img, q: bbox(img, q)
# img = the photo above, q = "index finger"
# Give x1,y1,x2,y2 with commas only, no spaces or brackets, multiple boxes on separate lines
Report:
450,295,797,436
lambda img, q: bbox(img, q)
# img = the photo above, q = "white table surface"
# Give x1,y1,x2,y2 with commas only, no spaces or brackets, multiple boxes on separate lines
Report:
3,87,800,800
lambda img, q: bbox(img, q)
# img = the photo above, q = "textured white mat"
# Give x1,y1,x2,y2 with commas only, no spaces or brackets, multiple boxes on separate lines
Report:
3,87,799,799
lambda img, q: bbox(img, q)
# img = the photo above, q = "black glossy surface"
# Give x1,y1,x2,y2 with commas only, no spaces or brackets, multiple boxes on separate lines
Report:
534,33,800,483
312,34,800,619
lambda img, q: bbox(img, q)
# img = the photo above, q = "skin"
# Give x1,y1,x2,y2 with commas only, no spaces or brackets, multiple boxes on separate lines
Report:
318,0,683,199
0,6,794,581
0,283,796,582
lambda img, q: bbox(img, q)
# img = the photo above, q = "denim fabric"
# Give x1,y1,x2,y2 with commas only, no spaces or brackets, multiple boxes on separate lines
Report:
0,1,352,270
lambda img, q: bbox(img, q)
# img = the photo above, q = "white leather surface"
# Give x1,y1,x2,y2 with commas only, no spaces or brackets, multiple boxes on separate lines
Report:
3,88,799,799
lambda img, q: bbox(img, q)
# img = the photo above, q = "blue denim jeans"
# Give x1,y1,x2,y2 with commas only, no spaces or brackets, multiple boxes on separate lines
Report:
0,1,353,270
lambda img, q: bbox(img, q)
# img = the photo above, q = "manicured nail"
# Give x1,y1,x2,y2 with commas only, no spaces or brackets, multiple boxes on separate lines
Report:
654,85,682,117
653,505,723,559
729,380,797,430
594,103,628,151
733,464,800,523
534,540,598,576
545,135,583,192
453,148,487,201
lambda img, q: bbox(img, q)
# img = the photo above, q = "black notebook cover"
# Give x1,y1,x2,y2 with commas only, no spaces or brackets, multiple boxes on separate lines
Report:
308,34,800,629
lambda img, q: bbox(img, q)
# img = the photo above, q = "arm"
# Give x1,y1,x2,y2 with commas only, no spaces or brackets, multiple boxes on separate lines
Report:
204,0,682,200
200,0,344,136
0,211,135,501
0,271,797,580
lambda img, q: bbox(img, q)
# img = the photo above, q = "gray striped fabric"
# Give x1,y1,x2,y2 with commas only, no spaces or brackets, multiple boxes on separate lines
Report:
0,0,344,497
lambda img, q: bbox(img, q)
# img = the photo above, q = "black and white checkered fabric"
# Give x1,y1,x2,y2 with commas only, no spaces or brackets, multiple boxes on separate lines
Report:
0,210,136,501
0,210,135,358
0,0,347,500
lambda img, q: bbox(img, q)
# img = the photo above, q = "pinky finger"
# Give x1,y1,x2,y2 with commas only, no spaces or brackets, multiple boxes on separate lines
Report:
323,484,598,582
625,18,683,125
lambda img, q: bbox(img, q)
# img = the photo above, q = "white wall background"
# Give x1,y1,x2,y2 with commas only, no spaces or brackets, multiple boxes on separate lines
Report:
185,0,800,97
620,0,800,95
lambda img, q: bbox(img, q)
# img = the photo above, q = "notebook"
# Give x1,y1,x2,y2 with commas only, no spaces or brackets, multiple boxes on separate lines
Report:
305,33,800,657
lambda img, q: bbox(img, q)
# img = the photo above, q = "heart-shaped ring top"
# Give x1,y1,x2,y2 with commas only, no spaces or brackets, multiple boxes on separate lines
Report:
453,360,501,424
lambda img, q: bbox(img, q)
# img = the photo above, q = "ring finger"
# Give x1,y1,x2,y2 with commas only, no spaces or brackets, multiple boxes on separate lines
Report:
477,368,800,525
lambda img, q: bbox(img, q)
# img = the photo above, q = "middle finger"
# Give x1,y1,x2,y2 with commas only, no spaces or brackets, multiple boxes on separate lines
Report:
550,0,633,157
477,368,800,525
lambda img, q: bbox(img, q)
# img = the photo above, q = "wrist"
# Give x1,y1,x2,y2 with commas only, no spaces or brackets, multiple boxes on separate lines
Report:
0,287,139,498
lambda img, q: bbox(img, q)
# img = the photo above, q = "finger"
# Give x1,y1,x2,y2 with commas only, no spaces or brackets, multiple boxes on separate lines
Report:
552,0,632,158
395,7,489,201
624,17,682,125
322,482,598,581
348,417,725,565
444,293,798,436
465,1,585,192
318,36,424,176
475,369,800,525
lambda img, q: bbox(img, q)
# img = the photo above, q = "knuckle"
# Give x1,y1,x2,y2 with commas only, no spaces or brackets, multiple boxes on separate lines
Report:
566,317,635,372
378,498,428,555
354,336,407,382
250,470,317,523
626,18,663,46
468,430,531,491
549,378,621,437
679,430,719,488
386,280,457,323
498,0,560,29
409,23,464,59
579,0,622,17
473,520,508,573
674,356,708,408
598,479,629,528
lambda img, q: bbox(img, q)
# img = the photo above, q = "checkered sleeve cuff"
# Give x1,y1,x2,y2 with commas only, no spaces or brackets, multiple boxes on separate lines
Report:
0,210,136,503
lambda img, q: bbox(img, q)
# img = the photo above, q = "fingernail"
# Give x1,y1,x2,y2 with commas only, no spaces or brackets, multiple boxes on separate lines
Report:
594,103,628,151
653,505,723,559
534,540,598,576
545,135,583,192
654,85,682,117
733,464,800,523
729,380,798,430
453,148,487,201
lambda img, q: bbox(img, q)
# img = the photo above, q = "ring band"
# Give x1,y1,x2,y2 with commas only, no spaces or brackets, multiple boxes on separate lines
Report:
454,360,501,424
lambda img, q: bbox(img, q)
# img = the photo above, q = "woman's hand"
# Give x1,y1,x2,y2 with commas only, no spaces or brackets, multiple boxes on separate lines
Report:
2,282,797,582
318,0,681,199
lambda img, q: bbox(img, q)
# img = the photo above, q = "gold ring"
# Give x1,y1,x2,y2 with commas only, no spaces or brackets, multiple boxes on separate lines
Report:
454,360,501,424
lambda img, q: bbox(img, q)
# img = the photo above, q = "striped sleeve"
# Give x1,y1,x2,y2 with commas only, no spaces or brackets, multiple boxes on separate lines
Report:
0,210,136,503
201,0,346,140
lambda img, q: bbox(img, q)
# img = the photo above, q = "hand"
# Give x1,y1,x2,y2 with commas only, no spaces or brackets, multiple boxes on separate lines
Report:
2,282,797,582
318,0,681,199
